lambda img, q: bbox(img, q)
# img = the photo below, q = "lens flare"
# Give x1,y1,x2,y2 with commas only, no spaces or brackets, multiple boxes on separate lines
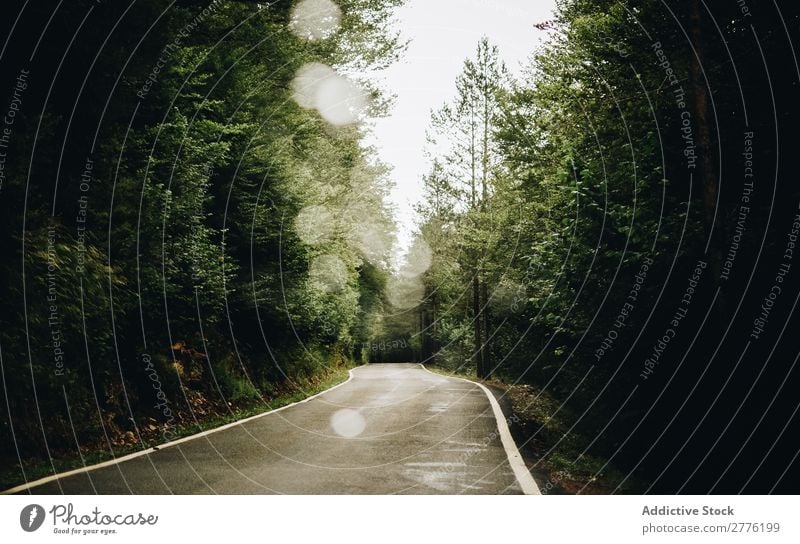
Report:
289,0,342,41
292,63,368,126
295,204,335,246
330,408,366,438
309,254,348,293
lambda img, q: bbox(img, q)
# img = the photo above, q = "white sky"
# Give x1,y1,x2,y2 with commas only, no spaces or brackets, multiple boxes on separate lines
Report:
363,0,557,252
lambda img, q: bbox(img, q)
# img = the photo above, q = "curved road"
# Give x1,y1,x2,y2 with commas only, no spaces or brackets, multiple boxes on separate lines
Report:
18,364,539,494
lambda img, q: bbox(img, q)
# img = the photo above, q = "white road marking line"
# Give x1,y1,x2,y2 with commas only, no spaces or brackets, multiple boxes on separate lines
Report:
420,364,542,495
2,367,359,495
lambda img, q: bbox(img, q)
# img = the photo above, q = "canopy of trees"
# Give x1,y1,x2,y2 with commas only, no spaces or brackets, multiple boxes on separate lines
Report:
0,0,400,480
411,0,800,492
2,0,799,494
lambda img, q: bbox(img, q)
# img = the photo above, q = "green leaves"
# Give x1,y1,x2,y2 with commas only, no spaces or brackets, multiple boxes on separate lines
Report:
0,0,403,464
416,0,704,386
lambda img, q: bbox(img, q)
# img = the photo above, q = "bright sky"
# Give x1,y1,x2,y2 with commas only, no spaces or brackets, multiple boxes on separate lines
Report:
364,0,557,251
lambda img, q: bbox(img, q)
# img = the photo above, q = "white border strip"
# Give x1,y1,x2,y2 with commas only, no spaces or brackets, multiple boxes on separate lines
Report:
421,364,541,495
2,367,359,495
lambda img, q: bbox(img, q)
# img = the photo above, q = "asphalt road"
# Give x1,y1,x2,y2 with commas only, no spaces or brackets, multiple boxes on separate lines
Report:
19,364,539,494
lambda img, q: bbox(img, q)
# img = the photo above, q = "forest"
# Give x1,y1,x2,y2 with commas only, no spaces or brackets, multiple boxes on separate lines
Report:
388,1,800,493
0,0,401,487
2,0,800,494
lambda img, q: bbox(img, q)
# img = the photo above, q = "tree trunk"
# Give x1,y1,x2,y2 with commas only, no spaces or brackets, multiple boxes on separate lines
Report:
480,73,491,378
431,292,438,365
481,280,490,378
473,275,484,378
688,0,722,285
688,0,727,325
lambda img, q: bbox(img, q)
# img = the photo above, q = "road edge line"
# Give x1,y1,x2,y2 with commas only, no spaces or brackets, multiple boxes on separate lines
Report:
2,365,360,495
420,364,541,495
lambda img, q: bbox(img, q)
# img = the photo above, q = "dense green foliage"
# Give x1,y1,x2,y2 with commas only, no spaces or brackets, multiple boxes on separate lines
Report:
0,0,399,473
2,0,799,494
415,0,800,491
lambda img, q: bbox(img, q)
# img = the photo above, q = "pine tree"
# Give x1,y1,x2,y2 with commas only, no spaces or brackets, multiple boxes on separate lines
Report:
426,37,508,378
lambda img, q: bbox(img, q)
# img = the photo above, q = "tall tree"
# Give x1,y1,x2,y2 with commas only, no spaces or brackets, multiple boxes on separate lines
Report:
425,37,507,378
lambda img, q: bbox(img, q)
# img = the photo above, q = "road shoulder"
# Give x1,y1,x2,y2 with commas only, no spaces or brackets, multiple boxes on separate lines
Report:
420,364,541,495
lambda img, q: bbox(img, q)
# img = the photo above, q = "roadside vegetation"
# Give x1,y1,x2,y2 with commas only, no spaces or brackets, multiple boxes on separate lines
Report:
3,0,798,494
425,366,638,494
377,1,800,493
0,0,399,489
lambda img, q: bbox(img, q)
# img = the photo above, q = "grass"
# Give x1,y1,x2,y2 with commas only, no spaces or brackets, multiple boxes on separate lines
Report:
0,364,353,492
425,365,642,494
